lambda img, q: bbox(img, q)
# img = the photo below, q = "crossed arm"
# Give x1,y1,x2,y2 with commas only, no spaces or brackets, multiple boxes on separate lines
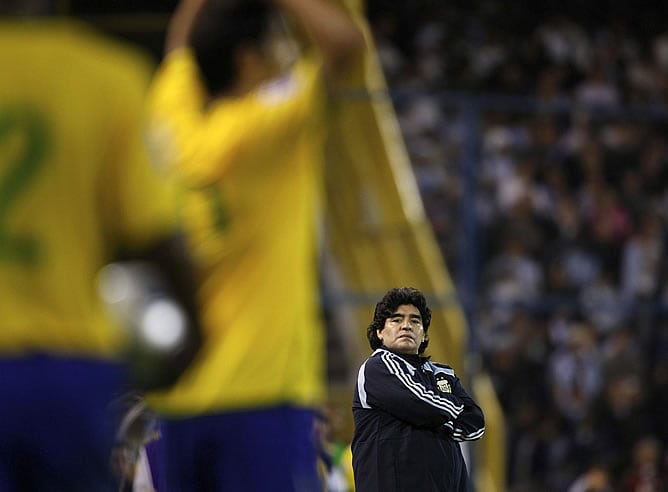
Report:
357,351,486,441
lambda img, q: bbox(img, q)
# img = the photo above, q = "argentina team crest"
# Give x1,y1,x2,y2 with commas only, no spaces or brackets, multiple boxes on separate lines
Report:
436,377,452,393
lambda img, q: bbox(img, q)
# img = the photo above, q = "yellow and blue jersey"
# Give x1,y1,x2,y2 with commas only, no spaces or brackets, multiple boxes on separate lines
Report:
145,49,328,415
0,20,179,358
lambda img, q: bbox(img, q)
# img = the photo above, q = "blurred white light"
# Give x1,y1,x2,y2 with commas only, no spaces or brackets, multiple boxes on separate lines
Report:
139,299,186,351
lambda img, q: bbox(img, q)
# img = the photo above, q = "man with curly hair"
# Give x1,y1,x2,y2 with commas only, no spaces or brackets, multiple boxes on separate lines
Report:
352,287,485,492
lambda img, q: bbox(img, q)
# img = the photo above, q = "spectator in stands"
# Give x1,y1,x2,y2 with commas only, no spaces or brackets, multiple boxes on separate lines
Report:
618,436,666,491
314,403,354,492
548,321,603,423
567,463,612,492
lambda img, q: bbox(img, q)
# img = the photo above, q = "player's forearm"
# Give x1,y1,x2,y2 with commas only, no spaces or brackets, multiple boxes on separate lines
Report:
165,0,206,53
272,0,364,78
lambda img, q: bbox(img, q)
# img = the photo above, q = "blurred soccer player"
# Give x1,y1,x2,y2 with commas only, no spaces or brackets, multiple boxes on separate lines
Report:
0,4,201,491
144,0,364,489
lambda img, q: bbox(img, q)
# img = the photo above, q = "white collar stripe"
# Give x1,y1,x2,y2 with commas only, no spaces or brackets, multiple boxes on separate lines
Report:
426,362,455,377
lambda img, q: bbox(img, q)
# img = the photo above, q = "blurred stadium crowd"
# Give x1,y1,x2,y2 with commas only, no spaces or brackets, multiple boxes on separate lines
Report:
366,1,668,490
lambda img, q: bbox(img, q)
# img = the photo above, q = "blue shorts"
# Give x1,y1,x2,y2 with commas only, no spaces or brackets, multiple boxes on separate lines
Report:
0,354,125,492
154,406,322,492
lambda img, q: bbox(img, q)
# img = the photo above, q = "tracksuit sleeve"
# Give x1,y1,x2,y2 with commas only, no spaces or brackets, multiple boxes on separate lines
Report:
357,352,464,428
443,376,485,442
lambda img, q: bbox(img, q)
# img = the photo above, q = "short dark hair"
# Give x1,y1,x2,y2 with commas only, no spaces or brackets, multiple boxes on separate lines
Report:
367,287,432,354
189,0,273,94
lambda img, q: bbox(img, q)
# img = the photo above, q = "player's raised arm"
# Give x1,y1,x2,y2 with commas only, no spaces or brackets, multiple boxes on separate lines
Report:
164,0,206,54
271,0,365,83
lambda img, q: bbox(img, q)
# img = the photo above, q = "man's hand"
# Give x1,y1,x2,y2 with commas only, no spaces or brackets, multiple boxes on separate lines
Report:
165,0,207,53
269,0,365,84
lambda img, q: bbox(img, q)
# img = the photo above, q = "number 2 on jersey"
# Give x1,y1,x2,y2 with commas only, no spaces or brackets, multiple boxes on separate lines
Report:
0,107,49,265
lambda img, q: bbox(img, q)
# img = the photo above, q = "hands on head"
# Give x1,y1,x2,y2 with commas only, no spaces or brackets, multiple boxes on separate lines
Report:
166,0,364,85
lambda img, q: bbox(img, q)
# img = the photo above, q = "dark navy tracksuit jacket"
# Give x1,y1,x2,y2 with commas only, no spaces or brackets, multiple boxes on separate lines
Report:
351,348,485,492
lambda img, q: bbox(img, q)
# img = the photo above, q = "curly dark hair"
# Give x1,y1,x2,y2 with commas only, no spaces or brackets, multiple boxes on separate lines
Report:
367,287,432,354
190,0,274,94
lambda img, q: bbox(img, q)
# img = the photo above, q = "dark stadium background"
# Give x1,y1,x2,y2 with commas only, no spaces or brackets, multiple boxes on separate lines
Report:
68,1,668,61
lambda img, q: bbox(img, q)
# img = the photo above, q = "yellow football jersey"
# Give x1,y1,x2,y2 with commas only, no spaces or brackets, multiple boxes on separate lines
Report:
0,20,178,357
145,49,328,414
